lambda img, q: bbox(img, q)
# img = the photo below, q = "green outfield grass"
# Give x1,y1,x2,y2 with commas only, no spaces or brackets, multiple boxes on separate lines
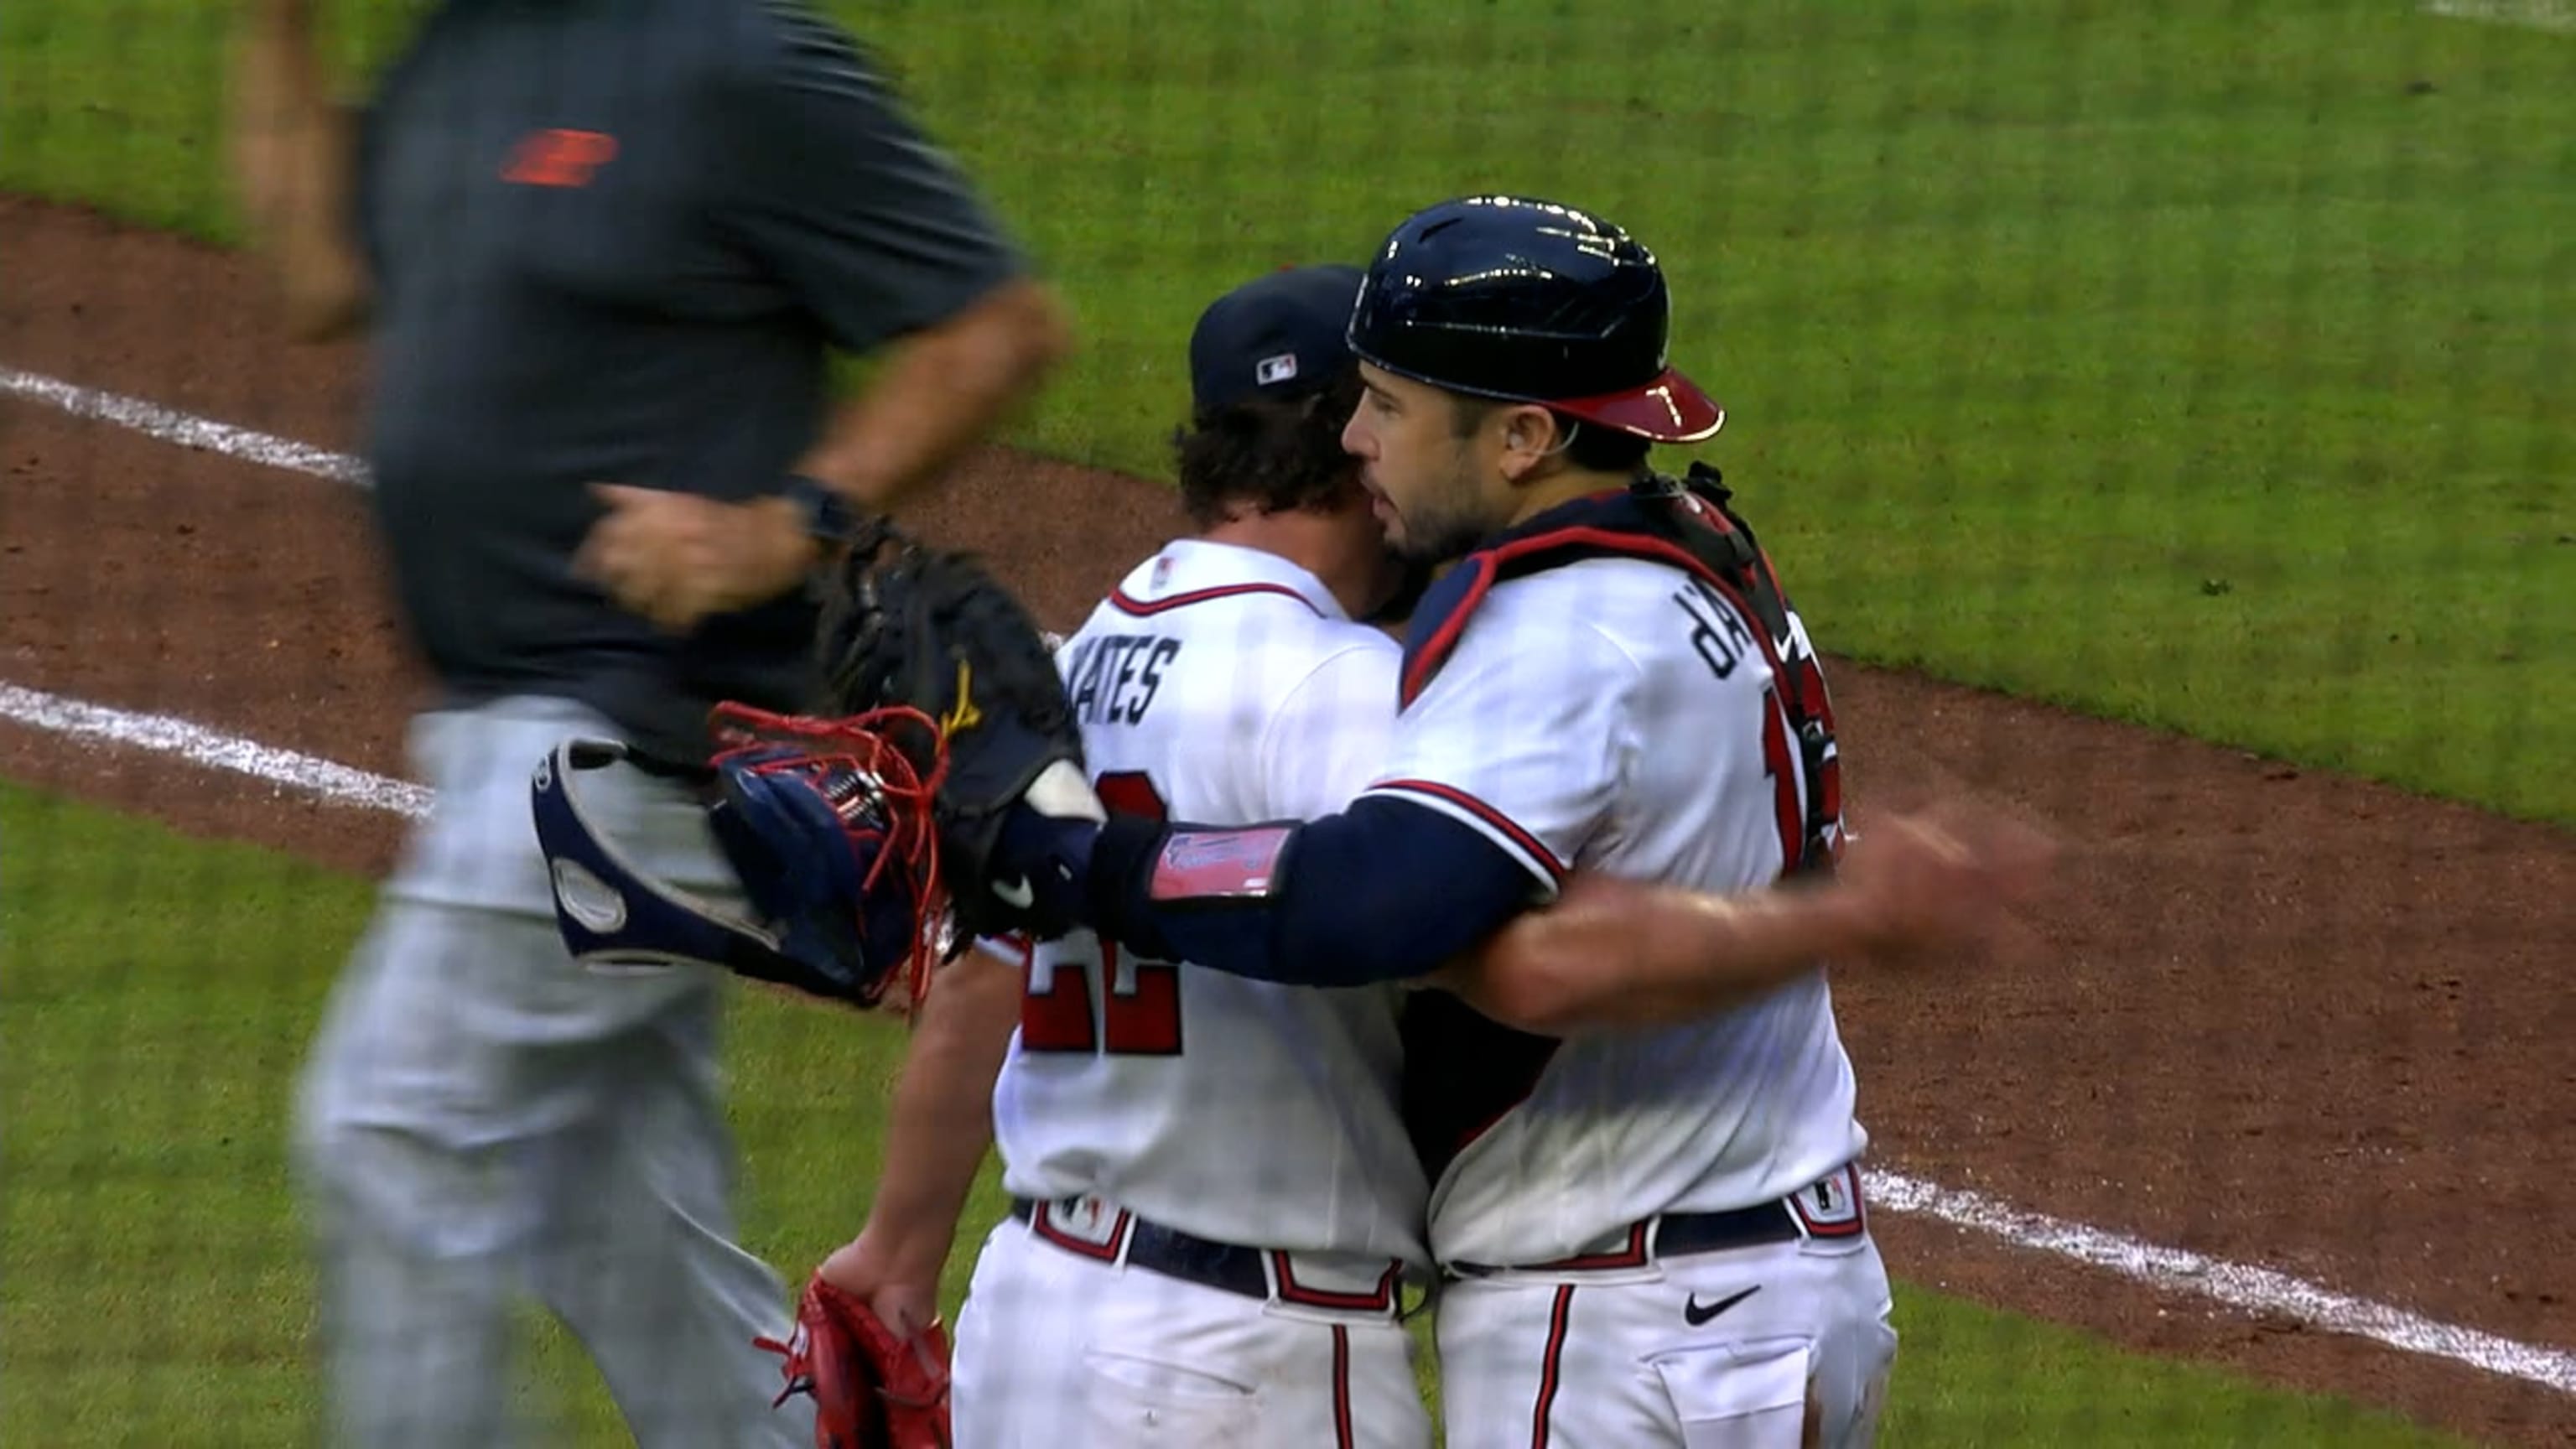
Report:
0,2,2561,1441
2,0,2569,822
0,784,2480,1446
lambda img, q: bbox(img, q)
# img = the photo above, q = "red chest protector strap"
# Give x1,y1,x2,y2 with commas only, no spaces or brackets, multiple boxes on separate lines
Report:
1398,464,1845,878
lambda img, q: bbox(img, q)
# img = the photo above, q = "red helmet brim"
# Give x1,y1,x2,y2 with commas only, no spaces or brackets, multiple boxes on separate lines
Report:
1546,367,1725,444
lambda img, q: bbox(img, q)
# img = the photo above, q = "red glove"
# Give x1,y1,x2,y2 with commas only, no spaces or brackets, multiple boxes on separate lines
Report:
754,1275,953,1449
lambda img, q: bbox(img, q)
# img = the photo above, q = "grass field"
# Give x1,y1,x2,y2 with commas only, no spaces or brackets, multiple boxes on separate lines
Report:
3,0,2569,821
0,787,2478,1446
0,0,2567,1444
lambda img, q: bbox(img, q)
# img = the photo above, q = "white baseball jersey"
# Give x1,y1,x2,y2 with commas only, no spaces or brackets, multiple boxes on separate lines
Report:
989,539,1432,1270
1358,553,1867,1270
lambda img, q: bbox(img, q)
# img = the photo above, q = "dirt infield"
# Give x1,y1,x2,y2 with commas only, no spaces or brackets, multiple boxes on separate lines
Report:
3,194,2570,1444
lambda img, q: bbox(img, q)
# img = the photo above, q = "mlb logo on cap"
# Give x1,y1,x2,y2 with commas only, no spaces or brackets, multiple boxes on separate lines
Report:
1187,263,1364,414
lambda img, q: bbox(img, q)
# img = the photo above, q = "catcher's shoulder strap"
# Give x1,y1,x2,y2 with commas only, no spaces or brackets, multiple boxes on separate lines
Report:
1397,463,1844,878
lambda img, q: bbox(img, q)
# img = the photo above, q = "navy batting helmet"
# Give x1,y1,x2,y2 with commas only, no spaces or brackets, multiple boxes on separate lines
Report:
1346,195,1723,444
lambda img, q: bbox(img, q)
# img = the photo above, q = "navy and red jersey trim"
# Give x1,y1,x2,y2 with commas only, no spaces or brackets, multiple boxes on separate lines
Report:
1330,1326,1356,1449
1365,778,1566,885
1395,480,1797,708
1109,581,1322,618
1528,1285,1576,1447
1400,549,1501,709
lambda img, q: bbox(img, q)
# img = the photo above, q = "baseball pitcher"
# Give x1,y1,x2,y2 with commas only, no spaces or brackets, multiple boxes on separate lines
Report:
943,265,1436,1446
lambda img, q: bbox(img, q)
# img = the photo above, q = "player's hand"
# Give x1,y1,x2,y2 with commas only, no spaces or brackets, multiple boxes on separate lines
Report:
815,1232,943,1340
1836,802,2059,964
573,484,820,632
981,768,1108,939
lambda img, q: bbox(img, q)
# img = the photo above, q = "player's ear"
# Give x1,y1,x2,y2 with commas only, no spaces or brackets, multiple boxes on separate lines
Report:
1496,402,1569,482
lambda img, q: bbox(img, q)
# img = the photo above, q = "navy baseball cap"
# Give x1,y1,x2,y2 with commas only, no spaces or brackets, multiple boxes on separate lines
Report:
1188,264,1367,414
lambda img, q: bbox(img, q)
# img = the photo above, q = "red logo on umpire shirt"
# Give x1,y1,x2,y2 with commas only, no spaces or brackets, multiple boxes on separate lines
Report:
501,129,619,188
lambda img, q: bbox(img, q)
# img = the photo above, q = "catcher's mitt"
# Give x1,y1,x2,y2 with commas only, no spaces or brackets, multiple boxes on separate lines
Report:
755,1275,953,1449
815,517,1096,942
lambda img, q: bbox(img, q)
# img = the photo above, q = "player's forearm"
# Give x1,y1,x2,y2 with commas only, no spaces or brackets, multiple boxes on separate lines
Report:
1444,875,1874,1036
795,276,1072,513
227,0,368,340
857,948,1021,1280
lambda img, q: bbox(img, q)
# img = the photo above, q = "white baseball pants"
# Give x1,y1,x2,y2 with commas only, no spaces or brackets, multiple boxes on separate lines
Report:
288,695,808,1449
950,1211,1435,1449
1435,1227,1897,1447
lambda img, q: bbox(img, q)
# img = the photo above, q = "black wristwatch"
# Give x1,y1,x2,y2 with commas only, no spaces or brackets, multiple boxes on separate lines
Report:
780,473,861,545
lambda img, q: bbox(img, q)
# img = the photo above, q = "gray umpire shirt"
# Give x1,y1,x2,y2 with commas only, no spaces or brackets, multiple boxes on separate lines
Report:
352,0,1026,760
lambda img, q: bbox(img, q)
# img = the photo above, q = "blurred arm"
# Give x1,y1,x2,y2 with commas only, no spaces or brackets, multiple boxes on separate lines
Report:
1433,875,1875,1036
843,946,1025,1299
1437,809,2055,1036
227,0,370,340
792,277,1071,515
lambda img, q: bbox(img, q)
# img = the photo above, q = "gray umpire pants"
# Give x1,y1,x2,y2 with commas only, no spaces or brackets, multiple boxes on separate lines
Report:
289,694,812,1449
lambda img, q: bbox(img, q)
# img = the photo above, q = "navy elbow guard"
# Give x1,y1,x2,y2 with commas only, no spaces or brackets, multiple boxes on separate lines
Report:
1084,812,1296,961
1085,797,1538,988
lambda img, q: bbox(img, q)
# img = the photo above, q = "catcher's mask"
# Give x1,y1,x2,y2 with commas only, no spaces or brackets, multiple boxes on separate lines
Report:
528,704,952,1011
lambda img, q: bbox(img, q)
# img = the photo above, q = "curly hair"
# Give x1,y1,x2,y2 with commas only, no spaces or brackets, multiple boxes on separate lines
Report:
1172,366,1366,529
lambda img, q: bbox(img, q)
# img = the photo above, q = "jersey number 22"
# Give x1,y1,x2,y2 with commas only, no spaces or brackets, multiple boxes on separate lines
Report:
1018,771,1184,1056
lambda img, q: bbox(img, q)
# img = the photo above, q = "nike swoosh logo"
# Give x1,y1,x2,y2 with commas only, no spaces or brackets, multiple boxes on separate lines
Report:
1683,1285,1761,1327
992,877,1035,909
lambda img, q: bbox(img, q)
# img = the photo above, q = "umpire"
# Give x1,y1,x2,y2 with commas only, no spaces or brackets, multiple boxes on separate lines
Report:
227,0,1068,1444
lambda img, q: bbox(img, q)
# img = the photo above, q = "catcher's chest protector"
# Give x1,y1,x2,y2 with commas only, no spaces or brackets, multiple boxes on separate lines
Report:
1398,465,1844,881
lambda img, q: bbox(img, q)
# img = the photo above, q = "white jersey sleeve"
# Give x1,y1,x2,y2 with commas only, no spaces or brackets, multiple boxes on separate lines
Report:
1358,609,1639,897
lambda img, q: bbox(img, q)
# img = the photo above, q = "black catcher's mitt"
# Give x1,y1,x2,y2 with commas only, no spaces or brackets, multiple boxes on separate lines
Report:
816,518,1093,943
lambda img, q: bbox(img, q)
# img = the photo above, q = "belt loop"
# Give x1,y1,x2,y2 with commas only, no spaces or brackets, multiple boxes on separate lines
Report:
1105,1197,1139,1269
1784,1165,1868,1243
1266,1249,1410,1321
1031,1194,1137,1266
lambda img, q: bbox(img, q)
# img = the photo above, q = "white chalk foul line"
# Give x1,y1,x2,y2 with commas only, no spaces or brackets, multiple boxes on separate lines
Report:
8,359,2576,1397
2421,0,2576,31
0,683,428,819
0,366,371,485
1868,1171,2576,1393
